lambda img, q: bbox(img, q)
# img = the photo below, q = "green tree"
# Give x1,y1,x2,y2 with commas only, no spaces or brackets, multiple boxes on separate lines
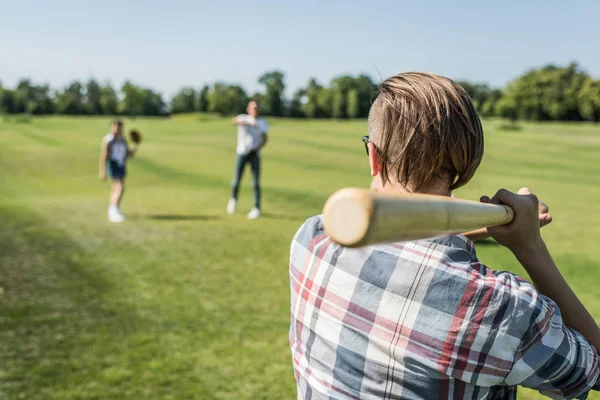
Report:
579,78,600,122
208,83,248,116
19,82,54,115
196,85,210,112
299,78,335,118
258,70,285,116
480,89,502,117
301,78,322,118
251,92,264,106
141,88,166,115
355,74,376,117
316,87,332,118
120,82,143,116
84,79,102,115
346,89,360,118
331,88,345,119
456,81,500,115
288,88,306,118
119,82,166,116
330,76,355,119
99,84,118,115
500,63,588,121
12,79,33,113
0,79,54,114
37,85,54,114
495,94,518,121
328,75,376,119
54,81,84,115
0,87,15,114
171,87,196,113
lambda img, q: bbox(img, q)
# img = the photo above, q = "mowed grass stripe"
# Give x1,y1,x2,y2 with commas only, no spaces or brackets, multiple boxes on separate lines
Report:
0,116,599,400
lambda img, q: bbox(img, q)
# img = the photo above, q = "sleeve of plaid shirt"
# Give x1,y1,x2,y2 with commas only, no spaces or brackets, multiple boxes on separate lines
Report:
484,268,600,398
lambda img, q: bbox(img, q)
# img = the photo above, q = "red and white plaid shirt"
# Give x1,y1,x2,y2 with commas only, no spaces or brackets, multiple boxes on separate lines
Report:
290,216,600,399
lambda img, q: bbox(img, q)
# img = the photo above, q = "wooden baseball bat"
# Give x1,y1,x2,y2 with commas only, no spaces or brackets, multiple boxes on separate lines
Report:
322,188,514,247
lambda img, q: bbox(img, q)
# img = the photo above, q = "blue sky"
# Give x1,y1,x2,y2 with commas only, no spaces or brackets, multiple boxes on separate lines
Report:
1,0,599,98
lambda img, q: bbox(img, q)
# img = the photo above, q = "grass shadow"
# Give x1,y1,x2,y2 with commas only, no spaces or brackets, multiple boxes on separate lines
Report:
260,212,307,222
498,122,522,131
2,114,33,123
20,128,61,146
146,214,221,221
136,157,327,211
0,206,145,397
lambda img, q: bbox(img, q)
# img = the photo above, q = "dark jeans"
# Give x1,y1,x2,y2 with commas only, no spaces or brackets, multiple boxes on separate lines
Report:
231,151,261,209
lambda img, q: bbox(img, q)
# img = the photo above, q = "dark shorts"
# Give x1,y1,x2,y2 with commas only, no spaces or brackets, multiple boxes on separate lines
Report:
106,160,126,180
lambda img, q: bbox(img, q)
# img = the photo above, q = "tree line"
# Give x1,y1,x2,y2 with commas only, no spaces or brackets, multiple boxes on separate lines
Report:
0,79,167,117
1,62,599,121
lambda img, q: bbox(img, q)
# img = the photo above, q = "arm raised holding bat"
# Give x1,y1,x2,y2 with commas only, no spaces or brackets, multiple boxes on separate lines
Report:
290,72,600,400
462,197,550,241
484,188,600,351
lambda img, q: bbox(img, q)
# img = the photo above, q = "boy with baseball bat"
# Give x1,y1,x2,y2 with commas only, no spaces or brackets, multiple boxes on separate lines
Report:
289,73,599,399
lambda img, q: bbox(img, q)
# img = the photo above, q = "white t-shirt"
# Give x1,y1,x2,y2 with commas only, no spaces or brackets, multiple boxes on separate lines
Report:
235,114,269,155
104,133,128,166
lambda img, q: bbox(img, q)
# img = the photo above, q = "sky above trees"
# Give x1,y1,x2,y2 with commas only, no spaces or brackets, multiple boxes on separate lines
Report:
1,1,600,98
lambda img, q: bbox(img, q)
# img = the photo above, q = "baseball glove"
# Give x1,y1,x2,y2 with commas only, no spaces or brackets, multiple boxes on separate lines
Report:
130,129,143,144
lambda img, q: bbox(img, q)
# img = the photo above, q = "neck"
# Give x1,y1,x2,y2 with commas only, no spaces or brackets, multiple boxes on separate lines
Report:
373,176,451,197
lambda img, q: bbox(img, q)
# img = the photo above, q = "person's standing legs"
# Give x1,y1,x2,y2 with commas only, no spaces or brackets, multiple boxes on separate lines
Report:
250,152,261,210
107,160,126,223
108,178,125,223
111,179,124,207
247,151,261,219
228,154,248,214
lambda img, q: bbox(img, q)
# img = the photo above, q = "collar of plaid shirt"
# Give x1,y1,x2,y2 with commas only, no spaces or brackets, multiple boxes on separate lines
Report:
289,215,600,400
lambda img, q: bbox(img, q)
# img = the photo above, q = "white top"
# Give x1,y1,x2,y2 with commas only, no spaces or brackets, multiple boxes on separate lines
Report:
234,114,269,155
104,133,128,166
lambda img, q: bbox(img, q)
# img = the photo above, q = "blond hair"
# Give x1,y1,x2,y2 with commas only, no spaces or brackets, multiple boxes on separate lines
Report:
368,72,484,191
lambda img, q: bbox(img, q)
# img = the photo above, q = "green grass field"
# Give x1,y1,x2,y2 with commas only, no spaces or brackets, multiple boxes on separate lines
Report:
1,115,599,399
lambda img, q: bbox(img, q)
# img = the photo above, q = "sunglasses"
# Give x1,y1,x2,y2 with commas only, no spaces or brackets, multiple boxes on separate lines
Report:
362,136,370,155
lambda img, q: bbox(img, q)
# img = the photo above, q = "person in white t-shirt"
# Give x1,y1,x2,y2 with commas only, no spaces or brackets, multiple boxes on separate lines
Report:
227,101,269,219
98,119,138,223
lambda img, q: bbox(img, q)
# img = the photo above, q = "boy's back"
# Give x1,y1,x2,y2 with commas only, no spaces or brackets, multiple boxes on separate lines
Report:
289,72,600,399
290,215,599,399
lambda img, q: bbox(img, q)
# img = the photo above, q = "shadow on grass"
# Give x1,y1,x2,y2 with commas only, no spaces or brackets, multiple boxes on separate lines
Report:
0,206,144,397
3,114,33,123
146,214,221,221
136,156,328,211
20,127,61,146
498,122,522,131
260,212,307,222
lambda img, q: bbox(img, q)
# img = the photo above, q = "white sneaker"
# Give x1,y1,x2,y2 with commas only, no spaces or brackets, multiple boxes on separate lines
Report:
227,199,237,214
247,208,261,220
108,207,125,223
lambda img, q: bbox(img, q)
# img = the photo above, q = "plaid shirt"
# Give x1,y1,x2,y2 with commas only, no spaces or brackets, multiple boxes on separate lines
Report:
290,216,600,400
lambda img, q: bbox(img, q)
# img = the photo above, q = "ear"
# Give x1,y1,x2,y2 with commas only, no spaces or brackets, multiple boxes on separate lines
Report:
368,143,382,177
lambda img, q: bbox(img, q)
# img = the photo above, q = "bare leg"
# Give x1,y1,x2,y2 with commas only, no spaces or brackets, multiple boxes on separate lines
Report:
117,179,125,207
110,179,124,208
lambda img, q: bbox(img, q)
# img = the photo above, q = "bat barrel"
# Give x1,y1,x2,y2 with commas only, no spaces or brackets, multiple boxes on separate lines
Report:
322,188,514,247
